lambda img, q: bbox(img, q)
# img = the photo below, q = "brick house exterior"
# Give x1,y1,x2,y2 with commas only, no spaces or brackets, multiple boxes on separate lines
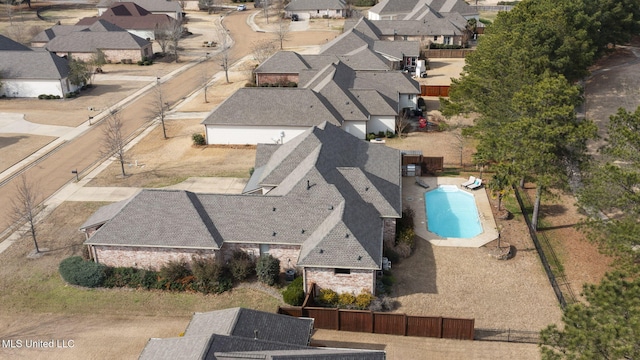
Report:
81,123,401,296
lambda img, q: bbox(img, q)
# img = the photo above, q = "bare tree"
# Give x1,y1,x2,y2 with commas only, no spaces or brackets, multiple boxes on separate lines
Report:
444,115,469,167
150,79,169,138
100,112,128,177
202,53,211,102
217,20,232,83
10,174,42,254
251,40,278,65
395,111,411,139
274,15,291,50
154,24,171,55
168,19,184,63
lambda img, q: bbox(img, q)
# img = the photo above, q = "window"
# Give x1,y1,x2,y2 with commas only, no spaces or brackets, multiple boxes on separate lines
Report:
433,36,438,41
444,36,451,45
335,268,351,274
403,35,408,40
260,244,270,255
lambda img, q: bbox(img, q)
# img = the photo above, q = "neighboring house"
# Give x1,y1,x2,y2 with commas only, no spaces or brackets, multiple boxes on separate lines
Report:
76,2,176,40
40,20,152,62
0,35,78,98
368,0,478,21
81,122,402,296
356,15,470,47
284,0,348,19
203,58,419,144
201,87,343,145
139,307,386,359
319,18,420,70
97,0,183,20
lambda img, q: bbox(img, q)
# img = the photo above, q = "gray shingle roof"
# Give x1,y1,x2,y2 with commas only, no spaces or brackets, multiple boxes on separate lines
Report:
84,190,222,249
200,88,342,127
45,20,150,52
254,51,311,74
369,0,477,17
371,18,465,37
97,0,182,13
139,335,212,360
185,308,313,346
216,348,386,359
0,34,32,50
349,89,396,116
79,196,137,230
31,25,89,43
76,2,175,31
285,0,347,11
0,50,71,79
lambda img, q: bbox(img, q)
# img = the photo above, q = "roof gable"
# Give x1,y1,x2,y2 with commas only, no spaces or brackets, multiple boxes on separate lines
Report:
0,34,31,50
0,50,71,79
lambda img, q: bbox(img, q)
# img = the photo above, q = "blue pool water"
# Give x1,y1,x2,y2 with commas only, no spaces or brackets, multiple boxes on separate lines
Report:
425,185,482,238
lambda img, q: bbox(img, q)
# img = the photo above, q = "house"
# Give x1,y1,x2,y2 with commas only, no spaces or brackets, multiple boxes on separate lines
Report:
139,307,386,359
76,2,176,40
368,0,478,21
0,35,79,98
319,18,420,70
202,58,419,144
81,122,402,296
97,0,183,20
39,20,153,62
284,0,348,19
201,87,343,145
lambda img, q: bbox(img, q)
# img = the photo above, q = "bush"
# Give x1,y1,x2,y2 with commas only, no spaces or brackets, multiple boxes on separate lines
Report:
59,256,106,288
355,290,375,310
369,295,396,312
137,60,144,65
229,250,255,281
103,267,157,289
338,292,356,307
157,260,193,291
192,133,206,146
366,133,377,141
191,257,232,294
256,255,280,286
397,228,415,249
395,242,412,258
282,276,304,306
318,288,338,305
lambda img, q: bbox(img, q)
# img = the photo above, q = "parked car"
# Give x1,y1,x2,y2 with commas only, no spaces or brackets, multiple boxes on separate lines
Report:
237,4,246,11
291,14,299,21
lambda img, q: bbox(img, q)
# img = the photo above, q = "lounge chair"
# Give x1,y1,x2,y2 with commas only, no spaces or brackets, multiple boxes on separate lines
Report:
415,177,430,189
461,176,476,187
467,178,483,190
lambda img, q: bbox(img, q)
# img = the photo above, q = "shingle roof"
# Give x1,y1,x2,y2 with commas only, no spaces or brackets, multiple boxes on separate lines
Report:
200,88,342,127
97,0,182,13
76,2,174,31
0,50,71,79
79,196,137,230
285,0,347,11
254,51,311,74
369,0,477,17
371,18,465,37
349,89,397,116
84,190,222,249
0,34,32,50
185,308,314,346
46,20,150,52
31,25,89,43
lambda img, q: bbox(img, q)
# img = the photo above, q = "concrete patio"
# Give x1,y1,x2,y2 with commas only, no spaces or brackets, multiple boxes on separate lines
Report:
402,176,499,247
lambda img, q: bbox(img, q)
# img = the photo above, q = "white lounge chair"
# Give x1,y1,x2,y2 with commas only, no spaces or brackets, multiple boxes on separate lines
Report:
467,178,483,190
461,176,476,187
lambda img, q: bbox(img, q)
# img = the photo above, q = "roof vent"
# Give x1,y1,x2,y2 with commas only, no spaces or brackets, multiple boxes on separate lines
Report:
272,207,276,211
254,330,258,340
319,249,324,254
365,187,369,191
307,180,311,190
357,255,362,261
345,233,349,238
329,205,334,210
272,231,277,236
301,229,305,234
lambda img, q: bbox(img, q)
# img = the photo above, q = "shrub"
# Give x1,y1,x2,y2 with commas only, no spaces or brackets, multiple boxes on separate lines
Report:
338,292,356,307
366,133,377,141
256,255,280,286
143,60,152,66
355,290,375,310
395,242,412,258
191,257,232,294
103,267,158,289
59,256,106,288
282,276,304,306
38,94,46,99
369,295,396,312
192,133,206,146
137,60,144,66
157,260,193,291
229,250,255,281
397,228,415,250
318,288,338,305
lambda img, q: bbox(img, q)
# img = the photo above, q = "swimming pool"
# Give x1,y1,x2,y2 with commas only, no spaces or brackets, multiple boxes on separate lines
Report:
425,185,482,238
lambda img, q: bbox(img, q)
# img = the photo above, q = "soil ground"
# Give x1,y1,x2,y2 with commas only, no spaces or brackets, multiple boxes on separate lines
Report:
0,4,629,360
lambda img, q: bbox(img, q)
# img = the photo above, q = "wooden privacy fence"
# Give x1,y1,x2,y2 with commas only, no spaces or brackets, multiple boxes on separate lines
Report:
421,156,444,173
422,49,474,58
278,306,474,340
421,85,450,97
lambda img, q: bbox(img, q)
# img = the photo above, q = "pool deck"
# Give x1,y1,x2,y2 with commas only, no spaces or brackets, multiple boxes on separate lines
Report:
403,176,499,248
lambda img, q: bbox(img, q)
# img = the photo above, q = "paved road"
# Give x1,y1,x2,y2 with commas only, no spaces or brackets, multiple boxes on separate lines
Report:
0,10,256,236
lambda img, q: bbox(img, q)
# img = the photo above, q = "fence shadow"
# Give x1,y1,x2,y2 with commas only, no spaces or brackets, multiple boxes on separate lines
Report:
392,237,438,295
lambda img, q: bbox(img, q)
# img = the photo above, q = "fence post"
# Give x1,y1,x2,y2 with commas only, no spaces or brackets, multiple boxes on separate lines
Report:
335,308,340,330
404,314,408,336
508,328,510,342
371,311,375,333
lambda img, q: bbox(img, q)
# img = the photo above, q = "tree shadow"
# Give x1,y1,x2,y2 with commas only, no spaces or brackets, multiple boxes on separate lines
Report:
541,204,567,217
0,135,28,149
390,236,438,296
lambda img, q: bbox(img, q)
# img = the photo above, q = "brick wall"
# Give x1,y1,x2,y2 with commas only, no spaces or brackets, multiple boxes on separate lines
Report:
256,73,299,86
305,267,375,295
91,245,216,270
222,243,301,272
